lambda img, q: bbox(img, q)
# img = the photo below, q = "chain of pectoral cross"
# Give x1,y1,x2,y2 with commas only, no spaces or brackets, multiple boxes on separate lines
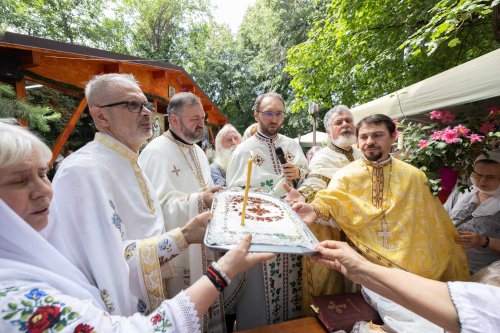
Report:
366,162,393,248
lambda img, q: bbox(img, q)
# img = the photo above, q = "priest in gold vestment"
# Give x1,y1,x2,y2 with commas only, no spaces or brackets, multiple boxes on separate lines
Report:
293,114,469,282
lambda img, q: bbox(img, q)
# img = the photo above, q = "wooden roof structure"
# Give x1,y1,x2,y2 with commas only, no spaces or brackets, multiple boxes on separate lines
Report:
0,32,228,164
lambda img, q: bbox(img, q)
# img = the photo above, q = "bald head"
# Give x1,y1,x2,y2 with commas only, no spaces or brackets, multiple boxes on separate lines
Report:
85,73,141,107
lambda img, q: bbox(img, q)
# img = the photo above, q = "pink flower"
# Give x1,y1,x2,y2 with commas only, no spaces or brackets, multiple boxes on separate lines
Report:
429,110,455,123
441,127,459,143
431,131,442,140
418,140,428,148
151,313,162,325
468,133,484,143
479,122,496,135
453,125,470,136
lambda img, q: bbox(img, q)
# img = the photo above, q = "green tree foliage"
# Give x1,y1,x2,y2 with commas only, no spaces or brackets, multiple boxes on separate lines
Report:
0,82,61,134
285,0,499,115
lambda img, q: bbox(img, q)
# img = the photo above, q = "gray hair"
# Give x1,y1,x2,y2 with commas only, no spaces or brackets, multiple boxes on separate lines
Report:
167,92,202,116
252,92,285,113
84,73,140,107
215,124,241,152
323,105,352,131
0,122,52,168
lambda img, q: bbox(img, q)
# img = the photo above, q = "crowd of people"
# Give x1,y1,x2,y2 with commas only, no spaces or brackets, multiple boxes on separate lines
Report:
1,72,499,333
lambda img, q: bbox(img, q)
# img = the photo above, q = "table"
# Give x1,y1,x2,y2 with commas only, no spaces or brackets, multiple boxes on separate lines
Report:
235,317,327,333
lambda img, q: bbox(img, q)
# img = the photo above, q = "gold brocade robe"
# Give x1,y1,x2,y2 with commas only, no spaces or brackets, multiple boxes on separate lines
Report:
312,158,470,281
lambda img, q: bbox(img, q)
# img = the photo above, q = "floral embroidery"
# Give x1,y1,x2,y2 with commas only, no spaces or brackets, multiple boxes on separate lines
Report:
124,242,137,260
252,154,265,167
151,308,172,332
137,299,147,314
158,238,172,252
285,151,295,163
100,289,115,313
109,200,124,238
260,179,274,191
74,323,95,333
1,287,93,333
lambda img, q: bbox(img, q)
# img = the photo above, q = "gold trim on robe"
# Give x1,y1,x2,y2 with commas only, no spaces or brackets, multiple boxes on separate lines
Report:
139,235,165,310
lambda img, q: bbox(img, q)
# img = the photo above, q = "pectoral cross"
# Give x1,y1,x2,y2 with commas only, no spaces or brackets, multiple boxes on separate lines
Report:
171,165,180,177
378,221,392,248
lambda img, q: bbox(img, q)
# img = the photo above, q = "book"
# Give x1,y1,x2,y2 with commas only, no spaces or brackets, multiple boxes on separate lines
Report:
311,293,382,332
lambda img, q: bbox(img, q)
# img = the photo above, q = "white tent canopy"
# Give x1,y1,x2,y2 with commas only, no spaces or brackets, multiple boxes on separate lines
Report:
294,131,329,148
351,48,500,122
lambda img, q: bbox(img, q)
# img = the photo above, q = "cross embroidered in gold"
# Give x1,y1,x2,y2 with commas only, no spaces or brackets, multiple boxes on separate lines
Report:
171,165,180,177
327,301,347,313
378,221,392,248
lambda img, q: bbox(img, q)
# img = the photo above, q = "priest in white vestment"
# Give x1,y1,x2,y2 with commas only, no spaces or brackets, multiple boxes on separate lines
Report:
226,92,309,329
284,106,362,315
47,74,208,316
139,92,231,332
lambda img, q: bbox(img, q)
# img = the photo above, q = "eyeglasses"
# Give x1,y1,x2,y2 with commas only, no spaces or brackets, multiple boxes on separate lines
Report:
98,100,156,113
471,170,500,182
259,111,284,118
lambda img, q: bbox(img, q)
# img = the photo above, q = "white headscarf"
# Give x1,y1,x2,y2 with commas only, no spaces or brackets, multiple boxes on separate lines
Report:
0,199,104,308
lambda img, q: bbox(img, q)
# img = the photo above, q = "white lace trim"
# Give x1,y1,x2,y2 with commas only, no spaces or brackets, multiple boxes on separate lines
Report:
175,290,201,333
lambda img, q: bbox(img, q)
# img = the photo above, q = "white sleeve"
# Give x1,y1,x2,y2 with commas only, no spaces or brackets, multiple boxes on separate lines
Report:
447,281,500,333
0,281,200,333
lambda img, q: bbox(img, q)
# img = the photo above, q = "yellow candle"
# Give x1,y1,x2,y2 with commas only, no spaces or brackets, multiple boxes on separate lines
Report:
241,155,253,226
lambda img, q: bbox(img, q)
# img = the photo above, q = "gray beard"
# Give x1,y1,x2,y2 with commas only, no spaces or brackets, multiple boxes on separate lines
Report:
332,134,356,148
214,147,235,171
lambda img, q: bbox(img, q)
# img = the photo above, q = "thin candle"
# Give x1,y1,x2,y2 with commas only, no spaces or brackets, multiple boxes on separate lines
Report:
241,153,253,226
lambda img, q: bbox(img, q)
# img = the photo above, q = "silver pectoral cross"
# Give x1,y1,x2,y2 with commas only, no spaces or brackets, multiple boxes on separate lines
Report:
378,222,392,248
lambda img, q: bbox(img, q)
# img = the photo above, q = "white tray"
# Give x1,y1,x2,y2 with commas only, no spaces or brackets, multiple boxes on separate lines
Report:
205,190,319,254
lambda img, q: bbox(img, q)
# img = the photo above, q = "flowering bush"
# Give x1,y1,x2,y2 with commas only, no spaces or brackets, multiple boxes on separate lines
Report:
399,107,499,195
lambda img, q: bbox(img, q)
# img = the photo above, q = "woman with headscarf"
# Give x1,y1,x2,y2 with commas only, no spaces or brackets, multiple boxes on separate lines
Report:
444,150,500,274
0,122,273,332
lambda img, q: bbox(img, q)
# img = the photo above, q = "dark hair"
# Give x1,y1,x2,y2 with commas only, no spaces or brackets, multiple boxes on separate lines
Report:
167,92,201,115
356,114,396,137
475,159,498,166
252,92,285,113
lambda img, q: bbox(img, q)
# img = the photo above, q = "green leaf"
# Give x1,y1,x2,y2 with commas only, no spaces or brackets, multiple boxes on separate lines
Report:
448,38,460,47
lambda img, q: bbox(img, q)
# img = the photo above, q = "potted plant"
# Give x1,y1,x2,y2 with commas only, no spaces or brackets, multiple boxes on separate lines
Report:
399,107,499,199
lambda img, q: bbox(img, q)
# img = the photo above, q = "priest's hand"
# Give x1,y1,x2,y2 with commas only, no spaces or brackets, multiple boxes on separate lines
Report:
312,240,370,285
455,230,486,249
182,211,211,244
217,234,275,279
292,202,317,224
283,183,305,205
282,162,300,181
202,186,225,209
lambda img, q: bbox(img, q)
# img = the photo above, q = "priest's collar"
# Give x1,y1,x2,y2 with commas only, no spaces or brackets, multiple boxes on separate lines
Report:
362,155,392,168
329,143,355,162
167,129,193,146
94,132,138,162
256,131,278,142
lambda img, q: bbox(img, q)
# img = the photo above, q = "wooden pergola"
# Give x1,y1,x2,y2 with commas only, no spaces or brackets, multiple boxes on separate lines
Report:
0,32,228,165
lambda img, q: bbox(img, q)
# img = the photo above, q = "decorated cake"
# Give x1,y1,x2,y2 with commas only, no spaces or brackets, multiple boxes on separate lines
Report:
206,191,318,250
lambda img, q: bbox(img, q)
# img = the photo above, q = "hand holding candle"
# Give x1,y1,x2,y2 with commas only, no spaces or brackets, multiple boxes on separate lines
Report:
241,152,253,226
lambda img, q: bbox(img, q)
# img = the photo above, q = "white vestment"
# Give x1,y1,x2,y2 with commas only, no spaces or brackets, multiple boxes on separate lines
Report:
226,132,309,329
48,133,187,316
0,199,200,333
298,144,362,201
139,131,229,332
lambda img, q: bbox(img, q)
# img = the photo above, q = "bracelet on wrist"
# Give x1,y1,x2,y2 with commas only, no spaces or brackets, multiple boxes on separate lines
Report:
204,269,225,292
481,236,490,248
211,261,231,285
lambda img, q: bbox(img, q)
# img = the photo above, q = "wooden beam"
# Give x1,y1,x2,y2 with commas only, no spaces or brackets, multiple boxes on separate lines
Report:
103,63,122,73
17,50,41,69
15,79,28,126
50,97,88,168
153,70,168,80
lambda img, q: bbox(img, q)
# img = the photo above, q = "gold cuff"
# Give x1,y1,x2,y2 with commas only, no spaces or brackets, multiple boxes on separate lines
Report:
169,227,189,251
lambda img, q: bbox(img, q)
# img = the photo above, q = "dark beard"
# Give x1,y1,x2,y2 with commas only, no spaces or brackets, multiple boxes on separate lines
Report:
181,127,204,143
365,151,382,161
260,124,281,137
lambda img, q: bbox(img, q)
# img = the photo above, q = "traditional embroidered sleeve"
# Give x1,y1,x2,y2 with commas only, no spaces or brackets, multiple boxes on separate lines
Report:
0,281,200,333
447,281,500,333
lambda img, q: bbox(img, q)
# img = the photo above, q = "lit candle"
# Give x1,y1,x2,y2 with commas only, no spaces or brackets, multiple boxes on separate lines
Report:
241,153,253,226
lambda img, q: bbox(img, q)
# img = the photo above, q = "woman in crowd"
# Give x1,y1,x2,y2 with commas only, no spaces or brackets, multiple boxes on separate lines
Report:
0,121,273,332
444,151,500,274
313,240,500,333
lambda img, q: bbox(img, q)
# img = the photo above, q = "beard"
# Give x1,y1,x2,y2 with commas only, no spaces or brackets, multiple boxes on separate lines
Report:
259,122,282,137
215,146,236,171
332,134,356,148
180,121,204,143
